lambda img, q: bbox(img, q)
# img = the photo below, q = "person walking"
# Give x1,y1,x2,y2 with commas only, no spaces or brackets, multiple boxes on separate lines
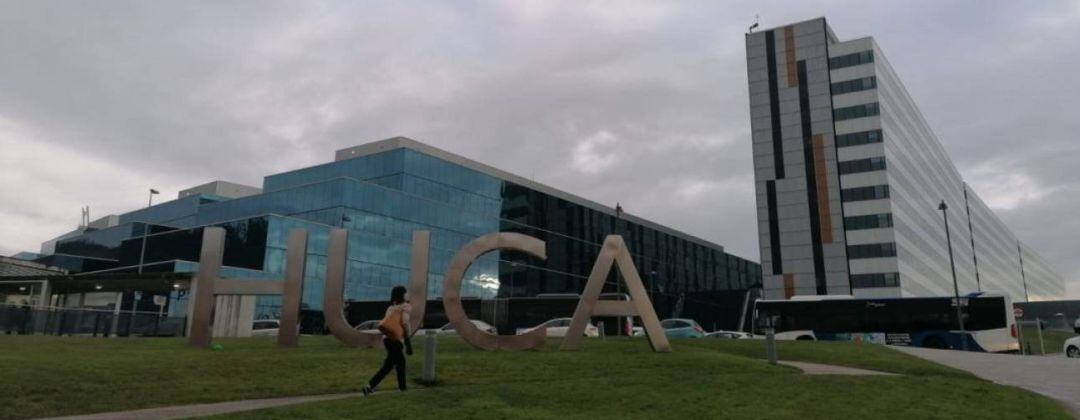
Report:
362,286,413,395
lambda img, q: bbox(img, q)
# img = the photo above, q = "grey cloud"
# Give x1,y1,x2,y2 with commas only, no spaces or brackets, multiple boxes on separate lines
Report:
0,1,1077,295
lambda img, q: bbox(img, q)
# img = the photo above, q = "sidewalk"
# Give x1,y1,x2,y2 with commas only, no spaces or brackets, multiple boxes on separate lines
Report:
893,346,1080,416
778,360,897,376
40,393,360,420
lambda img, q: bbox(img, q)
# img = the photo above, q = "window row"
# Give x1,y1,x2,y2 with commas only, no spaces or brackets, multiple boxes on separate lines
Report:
263,149,406,192
847,242,897,259
838,157,887,175
836,129,883,148
831,77,876,95
829,50,874,69
833,103,880,121
845,213,893,230
841,185,890,202
850,272,900,288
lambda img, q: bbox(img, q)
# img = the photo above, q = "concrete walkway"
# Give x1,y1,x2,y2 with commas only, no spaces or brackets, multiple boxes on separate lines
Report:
893,346,1080,416
40,393,361,420
778,360,897,376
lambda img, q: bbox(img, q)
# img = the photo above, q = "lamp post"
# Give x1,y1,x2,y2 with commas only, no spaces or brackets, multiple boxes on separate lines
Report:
137,188,160,279
938,200,968,351
148,188,159,207
615,203,624,336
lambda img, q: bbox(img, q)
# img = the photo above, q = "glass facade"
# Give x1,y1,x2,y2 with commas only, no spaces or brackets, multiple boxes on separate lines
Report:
33,141,761,327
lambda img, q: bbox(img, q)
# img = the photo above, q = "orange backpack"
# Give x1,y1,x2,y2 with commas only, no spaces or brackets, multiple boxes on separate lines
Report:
377,306,405,342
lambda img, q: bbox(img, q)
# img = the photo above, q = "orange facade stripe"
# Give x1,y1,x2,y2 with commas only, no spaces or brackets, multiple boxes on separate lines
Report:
784,26,797,87
783,273,795,299
813,135,832,243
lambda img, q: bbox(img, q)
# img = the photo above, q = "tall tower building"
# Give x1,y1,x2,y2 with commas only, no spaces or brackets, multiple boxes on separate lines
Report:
745,17,1065,301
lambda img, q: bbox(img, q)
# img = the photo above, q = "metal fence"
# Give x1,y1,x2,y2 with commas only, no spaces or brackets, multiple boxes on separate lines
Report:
1016,318,1078,356
1,303,187,337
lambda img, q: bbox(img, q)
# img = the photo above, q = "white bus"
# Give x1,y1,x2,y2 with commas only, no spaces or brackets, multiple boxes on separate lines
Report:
753,292,1019,352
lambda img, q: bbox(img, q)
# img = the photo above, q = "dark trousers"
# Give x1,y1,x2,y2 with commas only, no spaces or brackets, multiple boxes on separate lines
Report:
368,338,406,391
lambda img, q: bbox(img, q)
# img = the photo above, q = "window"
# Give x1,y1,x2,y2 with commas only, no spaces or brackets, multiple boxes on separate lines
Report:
850,273,900,288
845,214,893,230
834,103,880,121
841,185,889,201
829,50,874,69
831,77,877,95
967,298,1008,330
253,321,279,330
838,157,887,175
836,130,883,147
847,243,897,259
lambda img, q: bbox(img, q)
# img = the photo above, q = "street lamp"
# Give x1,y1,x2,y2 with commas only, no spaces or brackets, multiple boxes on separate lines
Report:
148,188,160,207
939,200,968,351
615,203,624,336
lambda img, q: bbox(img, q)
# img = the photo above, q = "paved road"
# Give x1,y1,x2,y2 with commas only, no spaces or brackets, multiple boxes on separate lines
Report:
893,346,1080,416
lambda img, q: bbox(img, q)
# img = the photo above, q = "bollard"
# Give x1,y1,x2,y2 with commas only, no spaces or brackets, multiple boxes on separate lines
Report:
421,329,437,384
1016,321,1025,355
1036,317,1045,355
598,321,605,340
765,328,777,365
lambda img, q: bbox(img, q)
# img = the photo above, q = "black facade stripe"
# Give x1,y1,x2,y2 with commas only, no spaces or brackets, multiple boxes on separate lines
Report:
797,59,828,295
765,31,785,179
822,18,854,294
766,180,782,274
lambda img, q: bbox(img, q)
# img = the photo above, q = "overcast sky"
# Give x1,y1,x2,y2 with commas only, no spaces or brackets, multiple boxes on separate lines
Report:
1,1,1077,296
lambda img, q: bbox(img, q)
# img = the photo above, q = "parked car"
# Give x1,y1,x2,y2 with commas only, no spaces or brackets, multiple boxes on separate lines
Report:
706,330,752,339
251,319,280,337
516,317,599,337
1065,336,1080,358
353,320,380,333
659,318,706,338
436,320,497,335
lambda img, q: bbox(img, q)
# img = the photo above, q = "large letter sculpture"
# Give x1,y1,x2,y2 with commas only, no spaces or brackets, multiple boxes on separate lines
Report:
187,227,671,353
188,227,307,348
562,235,670,352
443,232,547,351
323,228,430,348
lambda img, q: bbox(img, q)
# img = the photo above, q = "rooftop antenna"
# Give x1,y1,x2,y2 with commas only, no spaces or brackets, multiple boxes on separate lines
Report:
80,206,90,228
748,15,760,33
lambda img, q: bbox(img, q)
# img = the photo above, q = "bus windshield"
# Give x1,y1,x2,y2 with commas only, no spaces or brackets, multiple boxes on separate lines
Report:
753,295,1017,352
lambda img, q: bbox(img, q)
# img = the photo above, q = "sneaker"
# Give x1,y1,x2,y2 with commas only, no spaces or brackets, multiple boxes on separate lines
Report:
361,385,373,396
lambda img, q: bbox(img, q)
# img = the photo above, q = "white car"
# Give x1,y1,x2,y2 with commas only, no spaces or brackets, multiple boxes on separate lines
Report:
251,319,280,337
1064,336,1080,359
436,320,497,335
353,320,380,333
516,317,599,337
706,330,753,339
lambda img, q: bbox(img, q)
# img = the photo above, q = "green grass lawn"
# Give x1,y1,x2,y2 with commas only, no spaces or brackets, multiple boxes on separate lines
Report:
1019,327,1078,355
0,335,1070,419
